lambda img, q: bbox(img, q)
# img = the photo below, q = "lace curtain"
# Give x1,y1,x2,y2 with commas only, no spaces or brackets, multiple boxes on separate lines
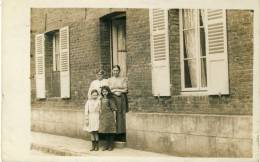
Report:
183,9,198,88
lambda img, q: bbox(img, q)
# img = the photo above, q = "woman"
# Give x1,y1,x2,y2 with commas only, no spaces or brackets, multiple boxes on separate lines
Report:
88,69,108,99
108,65,128,138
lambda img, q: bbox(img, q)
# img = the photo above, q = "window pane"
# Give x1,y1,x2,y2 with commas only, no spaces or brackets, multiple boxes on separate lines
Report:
182,9,198,89
199,10,206,27
184,59,197,88
200,28,206,57
55,33,60,71
183,9,197,29
183,29,197,59
201,58,207,87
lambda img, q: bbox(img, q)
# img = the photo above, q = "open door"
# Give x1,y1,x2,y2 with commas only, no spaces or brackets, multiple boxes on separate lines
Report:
111,18,127,77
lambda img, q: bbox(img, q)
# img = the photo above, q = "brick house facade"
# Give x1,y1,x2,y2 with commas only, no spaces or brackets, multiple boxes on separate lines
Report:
31,8,253,157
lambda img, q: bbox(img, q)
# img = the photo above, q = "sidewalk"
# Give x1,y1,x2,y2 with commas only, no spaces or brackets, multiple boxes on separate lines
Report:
31,131,171,157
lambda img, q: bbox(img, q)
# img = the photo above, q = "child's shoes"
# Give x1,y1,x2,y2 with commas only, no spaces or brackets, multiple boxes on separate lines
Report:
94,141,99,151
90,141,95,151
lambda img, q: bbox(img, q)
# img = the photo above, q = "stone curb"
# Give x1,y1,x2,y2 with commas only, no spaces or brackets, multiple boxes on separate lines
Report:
31,141,126,156
31,143,85,156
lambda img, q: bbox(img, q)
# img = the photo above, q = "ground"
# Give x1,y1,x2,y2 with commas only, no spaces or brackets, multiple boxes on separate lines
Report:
31,131,172,157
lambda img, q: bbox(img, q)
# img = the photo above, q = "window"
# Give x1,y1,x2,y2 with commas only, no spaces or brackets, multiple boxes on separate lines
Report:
180,9,207,91
35,26,70,99
149,8,228,96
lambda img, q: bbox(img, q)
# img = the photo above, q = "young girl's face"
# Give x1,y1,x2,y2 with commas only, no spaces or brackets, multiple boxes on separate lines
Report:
102,89,108,96
91,92,98,99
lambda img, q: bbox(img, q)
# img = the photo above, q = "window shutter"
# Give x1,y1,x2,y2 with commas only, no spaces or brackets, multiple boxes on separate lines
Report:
206,9,229,95
35,34,46,99
59,26,70,98
149,9,171,96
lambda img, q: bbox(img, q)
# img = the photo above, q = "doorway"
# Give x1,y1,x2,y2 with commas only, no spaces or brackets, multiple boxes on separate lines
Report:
111,17,127,77
99,13,127,142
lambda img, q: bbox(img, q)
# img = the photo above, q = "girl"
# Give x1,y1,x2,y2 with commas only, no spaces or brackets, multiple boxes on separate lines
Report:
84,89,101,151
99,86,117,151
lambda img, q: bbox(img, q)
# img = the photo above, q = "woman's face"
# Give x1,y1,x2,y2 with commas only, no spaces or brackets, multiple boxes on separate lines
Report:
96,73,104,80
112,67,120,77
102,89,108,96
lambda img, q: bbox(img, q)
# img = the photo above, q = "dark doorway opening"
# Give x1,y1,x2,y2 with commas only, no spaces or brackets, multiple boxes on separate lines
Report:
99,12,127,142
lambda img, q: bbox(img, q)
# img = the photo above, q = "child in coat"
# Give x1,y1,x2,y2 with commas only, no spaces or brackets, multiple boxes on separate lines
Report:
84,89,101,151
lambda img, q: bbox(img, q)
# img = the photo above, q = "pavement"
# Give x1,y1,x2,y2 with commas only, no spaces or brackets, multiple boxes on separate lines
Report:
31,131,170,157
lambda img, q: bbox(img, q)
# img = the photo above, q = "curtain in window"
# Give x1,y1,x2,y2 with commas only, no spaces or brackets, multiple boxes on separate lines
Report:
183,9,198,88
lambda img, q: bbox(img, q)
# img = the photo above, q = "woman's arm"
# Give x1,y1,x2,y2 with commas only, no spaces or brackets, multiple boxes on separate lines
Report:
98,99,101,113
110,98,117,123
111,78,128,93
84,101,89,116
87,81,94,99
111,88,127,93
84,101,89,126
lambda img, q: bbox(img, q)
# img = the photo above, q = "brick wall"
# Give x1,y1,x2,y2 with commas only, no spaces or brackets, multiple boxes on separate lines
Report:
126,9,155,111
31,8,253,124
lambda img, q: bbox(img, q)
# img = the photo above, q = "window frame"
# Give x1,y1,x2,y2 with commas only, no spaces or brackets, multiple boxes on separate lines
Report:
179,9,208,92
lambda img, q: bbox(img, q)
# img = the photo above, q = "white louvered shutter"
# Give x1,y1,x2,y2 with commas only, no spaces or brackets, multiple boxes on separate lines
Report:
35,34,46,99
59,26,70,98
149,9,171,96
206,9,229,95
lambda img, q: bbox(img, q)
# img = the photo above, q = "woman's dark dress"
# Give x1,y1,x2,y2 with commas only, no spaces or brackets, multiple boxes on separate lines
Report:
113,93,128,133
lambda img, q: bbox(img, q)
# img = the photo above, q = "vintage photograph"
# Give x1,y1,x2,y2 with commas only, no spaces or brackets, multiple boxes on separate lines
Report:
30,8,254,157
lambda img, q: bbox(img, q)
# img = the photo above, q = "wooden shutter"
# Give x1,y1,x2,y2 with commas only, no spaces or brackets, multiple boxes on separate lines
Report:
35,34,46,99
149,9,171,96
59,26,70,98
206,9,229,95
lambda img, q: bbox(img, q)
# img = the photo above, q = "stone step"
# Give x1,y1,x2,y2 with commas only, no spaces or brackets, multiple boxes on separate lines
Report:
114,141,126,148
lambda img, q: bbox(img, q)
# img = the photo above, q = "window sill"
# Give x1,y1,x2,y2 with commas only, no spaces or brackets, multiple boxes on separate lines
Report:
35,97,71,101
46,97,61,100
180,91,208,96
